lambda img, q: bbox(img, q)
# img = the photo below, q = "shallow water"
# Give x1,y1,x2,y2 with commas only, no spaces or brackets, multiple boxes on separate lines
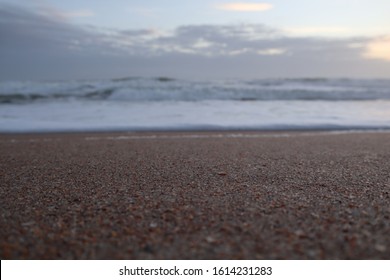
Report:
1,77,390,132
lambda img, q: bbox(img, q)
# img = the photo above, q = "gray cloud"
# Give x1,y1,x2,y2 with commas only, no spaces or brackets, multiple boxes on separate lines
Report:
0,4,389,80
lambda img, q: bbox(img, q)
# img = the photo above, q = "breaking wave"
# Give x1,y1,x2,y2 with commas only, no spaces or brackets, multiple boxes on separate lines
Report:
1,77,390,104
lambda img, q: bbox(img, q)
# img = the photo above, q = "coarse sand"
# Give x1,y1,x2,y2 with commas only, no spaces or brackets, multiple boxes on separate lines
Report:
1,131,390,259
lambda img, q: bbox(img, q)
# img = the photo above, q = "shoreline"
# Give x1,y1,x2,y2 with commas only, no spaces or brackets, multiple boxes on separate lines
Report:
1,127,390,138
1,129,390,145
1,130,390,259
1,126,390,135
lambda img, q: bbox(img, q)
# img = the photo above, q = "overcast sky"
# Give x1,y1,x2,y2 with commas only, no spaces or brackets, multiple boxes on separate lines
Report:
1,0,390,80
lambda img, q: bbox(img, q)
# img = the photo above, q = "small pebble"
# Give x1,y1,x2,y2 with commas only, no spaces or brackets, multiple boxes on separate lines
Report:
206,236,216,243
149,222,158,228
375,244,386,252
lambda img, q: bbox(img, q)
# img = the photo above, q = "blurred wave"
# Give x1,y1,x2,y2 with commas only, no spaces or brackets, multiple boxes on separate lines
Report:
1,77,390,104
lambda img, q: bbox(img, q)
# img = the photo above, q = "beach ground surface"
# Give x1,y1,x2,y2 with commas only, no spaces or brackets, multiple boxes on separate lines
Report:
1,131,390,259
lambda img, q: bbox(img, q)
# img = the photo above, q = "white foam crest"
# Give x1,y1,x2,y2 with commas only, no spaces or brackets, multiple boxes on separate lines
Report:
1,78,390,104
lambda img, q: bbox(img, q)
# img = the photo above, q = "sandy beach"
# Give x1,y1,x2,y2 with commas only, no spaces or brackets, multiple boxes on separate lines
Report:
1,131,390,259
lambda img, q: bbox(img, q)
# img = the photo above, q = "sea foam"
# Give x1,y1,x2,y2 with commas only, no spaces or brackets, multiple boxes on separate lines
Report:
1,77,390,132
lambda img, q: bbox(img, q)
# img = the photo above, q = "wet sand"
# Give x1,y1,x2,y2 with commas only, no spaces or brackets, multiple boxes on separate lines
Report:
1,131,390,259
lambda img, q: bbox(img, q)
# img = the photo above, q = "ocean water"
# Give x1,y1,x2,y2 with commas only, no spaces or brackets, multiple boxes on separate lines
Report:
1,77,390,132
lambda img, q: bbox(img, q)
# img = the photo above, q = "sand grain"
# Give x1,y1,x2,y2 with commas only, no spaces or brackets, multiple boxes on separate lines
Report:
1,131,390,259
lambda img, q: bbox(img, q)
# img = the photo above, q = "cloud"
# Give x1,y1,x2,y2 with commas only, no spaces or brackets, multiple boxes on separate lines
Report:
1,4,390,80
284,26,351,37
257,48,286,55
364,37,390,61
61,10,95,19
216,2,273,12
120,29,159,37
